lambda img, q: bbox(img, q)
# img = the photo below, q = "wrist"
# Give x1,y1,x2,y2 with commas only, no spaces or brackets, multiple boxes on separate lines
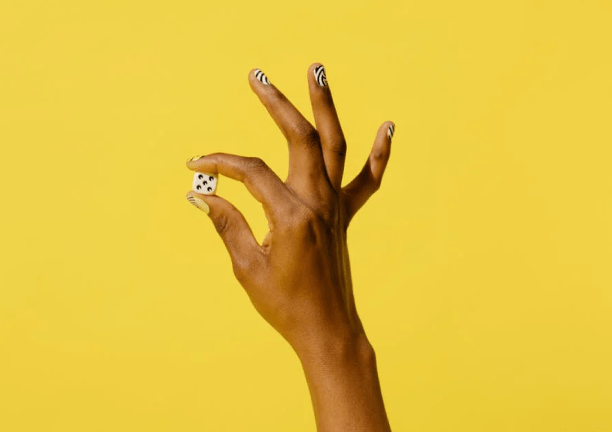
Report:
294,329,375,374
294,330,392,432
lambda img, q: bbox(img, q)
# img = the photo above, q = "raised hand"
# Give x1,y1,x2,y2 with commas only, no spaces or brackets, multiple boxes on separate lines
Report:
186,63,394,432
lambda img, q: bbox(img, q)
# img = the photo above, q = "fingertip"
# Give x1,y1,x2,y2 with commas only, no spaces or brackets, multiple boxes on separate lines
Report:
308,62,323,77
309,62,328,89
186,154,206,170
185,192,210,215
374,121,395,145
251,67,272,87
248,68,259,87
370,123,393,164
386,121,396,142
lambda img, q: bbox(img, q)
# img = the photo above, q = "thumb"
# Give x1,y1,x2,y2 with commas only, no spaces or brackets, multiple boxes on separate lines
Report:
186,192,262,280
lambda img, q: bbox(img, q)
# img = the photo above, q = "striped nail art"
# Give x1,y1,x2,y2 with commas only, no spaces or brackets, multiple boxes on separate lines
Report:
254,69,270,86
187,196,210,214
387,124,395,140
314,65,328,87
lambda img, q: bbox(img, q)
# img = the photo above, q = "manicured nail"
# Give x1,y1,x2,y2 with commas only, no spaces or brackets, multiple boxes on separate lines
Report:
387,124,395,141
187,196,210,214
188,155,205,162
192,172,218,195
254,69,270,86
314,65,328,87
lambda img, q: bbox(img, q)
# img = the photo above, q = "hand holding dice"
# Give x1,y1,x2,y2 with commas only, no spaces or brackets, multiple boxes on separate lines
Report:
185,64,395,360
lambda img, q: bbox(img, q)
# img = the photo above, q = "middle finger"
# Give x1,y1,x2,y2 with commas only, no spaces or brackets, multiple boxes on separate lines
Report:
249,68,327,192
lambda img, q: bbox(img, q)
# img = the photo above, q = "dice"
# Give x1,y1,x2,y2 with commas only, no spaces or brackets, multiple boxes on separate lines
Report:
192,172,218,195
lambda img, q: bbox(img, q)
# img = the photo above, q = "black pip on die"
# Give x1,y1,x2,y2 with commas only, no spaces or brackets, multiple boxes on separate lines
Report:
192,172,218,195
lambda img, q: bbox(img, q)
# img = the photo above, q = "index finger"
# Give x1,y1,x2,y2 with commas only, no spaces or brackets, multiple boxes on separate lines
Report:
186,153,293,221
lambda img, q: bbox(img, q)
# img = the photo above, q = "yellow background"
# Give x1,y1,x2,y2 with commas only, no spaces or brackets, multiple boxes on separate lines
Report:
1,0,610,430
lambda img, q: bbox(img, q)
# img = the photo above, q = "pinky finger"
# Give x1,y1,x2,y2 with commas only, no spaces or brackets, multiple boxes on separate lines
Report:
342,121,394,225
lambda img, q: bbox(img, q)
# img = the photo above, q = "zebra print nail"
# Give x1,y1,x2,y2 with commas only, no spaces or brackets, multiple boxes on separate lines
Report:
387,124,395,140
254,69,270,86
187,195,210,214
314,65,328,87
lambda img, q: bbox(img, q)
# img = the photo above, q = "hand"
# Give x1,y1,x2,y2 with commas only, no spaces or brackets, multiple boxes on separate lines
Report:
186,64,395,432
185,64,395,359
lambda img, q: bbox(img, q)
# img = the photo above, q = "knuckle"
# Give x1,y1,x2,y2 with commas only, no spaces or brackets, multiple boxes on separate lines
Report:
300,206,319,224
279,206,313,231
293,211,317,235
303,128,320,147
372,148,390,161
328,139,347,158
291,121,319,147
268,90,286,104
318,203,340,225
246,156,268,172
289,207,329,241
232,255,258,283
371,176,383,192
212,214,231,236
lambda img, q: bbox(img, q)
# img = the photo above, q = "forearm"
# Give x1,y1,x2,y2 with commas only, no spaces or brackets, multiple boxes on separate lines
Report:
297,333,392,432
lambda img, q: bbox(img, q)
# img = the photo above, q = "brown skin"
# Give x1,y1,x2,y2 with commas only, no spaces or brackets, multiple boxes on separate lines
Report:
186,63,394,432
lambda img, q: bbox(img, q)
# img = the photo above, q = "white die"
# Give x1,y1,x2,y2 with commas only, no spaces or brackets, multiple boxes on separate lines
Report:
192,172,218,195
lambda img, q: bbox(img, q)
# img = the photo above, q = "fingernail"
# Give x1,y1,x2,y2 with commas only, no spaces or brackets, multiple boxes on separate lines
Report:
188,155,205,162
187,196,210,214
387,124,395,141
254,69,270,86
192,172,218,195
314,65,328,87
